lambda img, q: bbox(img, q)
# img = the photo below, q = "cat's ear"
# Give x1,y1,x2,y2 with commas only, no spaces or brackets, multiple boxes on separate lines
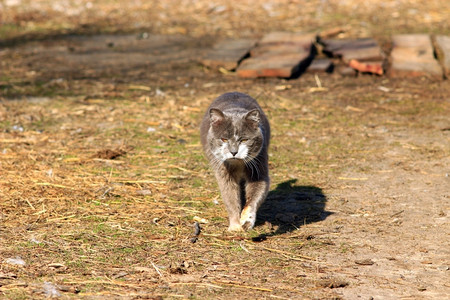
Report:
210,108,225,127
245,109,260,130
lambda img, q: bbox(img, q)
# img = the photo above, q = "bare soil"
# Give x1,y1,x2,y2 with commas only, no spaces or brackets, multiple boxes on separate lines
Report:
1,1,449,299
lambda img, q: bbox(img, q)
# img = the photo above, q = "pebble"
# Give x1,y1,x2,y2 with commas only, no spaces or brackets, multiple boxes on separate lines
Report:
5,257,26,266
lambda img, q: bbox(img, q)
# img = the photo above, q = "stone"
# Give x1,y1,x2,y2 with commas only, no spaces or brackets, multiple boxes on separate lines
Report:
322,38,384,61
435,35,450,77
201,39,257,71
389,34,443,78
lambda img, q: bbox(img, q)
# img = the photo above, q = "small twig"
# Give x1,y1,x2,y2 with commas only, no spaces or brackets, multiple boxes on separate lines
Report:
35,182,74,189
170,282,223,289
47,215,76,222
257,246,316,261
167,206,202,213
114,179,167,184
239,241,250,253
212,281,273,292
338,177,368,181
168,164,196,174
64,280,140,288
107,167,113,183
100,186,114,198
390,210,404,218
25,198,35,210
269,295,292,300
314,74,322,88
151,261,164,278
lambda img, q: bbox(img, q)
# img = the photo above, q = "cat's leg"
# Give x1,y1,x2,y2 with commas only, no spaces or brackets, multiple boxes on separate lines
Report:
240,178,270,230
216,173,243,232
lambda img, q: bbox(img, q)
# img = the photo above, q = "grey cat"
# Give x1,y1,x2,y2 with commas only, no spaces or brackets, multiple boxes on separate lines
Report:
200,92,270,231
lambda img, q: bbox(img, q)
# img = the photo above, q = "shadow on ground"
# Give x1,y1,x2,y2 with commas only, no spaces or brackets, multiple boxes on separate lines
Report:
255,179,332,238
1,33,211,94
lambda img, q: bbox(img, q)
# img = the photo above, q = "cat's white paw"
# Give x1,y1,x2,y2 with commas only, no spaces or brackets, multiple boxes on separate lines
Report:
240,206,256,230
228,223,244,232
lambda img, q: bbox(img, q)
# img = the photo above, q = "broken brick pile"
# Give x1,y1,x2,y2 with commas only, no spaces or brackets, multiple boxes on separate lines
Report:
201,32,450,79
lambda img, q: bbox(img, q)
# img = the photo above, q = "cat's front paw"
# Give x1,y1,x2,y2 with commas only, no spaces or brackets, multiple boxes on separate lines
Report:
240,206,256,230
228,223,244,232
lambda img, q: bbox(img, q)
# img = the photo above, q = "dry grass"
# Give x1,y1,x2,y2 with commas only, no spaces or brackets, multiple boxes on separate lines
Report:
1,75,448,298
0,91,339,298
1,0,450,299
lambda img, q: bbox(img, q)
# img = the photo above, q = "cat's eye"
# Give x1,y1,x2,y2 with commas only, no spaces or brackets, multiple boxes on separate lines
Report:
241,139,248,143
221,138,228,142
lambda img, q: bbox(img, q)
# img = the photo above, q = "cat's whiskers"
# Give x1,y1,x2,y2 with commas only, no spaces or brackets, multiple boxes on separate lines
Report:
244,155,261,179
210,156,223,171
243,157,254,178
207,150,224,172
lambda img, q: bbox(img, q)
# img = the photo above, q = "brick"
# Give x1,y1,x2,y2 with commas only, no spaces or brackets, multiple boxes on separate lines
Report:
322,38,383,61
349,59,383,75
201,39,256,71
435,35,450,77
237,32,315,78
317,27,346,39
253,32,315,58
250,43,312,57
389,34,443,78
237,52,312,78
258,32,316,46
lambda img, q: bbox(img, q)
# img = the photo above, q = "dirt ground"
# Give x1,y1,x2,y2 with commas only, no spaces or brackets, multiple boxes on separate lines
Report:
1,1,449,299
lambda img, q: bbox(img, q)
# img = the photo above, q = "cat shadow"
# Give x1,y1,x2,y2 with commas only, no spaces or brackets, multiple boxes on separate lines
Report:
255,179,332,238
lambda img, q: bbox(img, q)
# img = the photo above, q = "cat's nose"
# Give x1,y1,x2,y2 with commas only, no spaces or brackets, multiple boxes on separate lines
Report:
230,151,238,157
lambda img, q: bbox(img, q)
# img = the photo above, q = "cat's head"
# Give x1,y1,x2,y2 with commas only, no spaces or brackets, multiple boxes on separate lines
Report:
208,108,264,162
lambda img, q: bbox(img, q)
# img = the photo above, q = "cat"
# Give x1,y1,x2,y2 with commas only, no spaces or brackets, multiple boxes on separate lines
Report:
200,92,270,231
